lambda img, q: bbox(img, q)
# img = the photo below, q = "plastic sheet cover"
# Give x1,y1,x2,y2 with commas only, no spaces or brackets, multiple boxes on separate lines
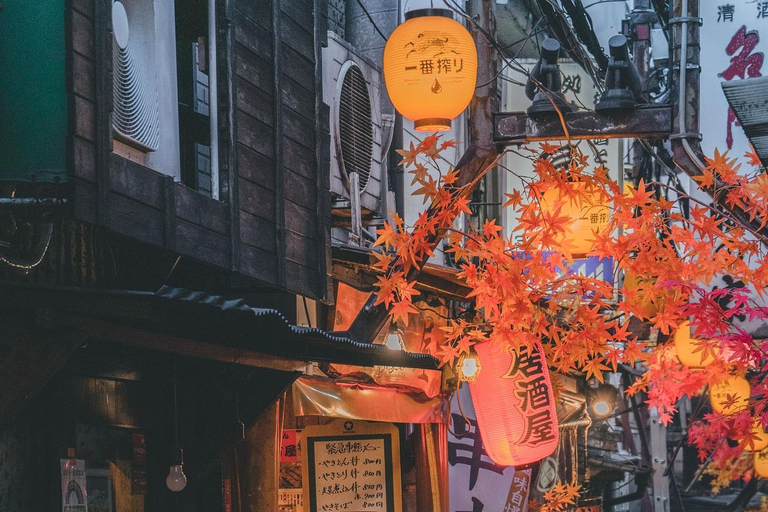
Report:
292,376,449,424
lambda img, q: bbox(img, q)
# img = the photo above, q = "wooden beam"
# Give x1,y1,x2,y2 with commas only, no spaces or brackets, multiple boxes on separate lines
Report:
493,105,673,144
53,312,315,373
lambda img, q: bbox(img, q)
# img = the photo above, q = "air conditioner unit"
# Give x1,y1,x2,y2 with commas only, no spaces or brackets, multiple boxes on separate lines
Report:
322,32,387,219
111,0,160,152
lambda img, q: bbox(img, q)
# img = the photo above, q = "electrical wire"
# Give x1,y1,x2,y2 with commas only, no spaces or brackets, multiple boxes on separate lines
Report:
354,0,389,42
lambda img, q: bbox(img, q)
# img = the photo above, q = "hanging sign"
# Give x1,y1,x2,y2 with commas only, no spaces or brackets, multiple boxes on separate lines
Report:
469,341,559,467
448,385,517,512
301,420,402,512
383,9,478,131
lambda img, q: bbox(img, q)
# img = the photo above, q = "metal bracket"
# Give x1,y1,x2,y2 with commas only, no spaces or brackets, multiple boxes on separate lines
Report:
668,16,702,25
669,133,702,141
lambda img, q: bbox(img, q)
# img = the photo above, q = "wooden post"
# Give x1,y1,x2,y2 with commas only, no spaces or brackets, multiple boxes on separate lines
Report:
236,396,284,512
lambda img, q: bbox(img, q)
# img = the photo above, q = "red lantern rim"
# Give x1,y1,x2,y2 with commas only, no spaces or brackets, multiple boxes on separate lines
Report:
414,118,451,132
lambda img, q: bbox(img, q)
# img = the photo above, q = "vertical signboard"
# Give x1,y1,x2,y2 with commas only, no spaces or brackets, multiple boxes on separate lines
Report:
448,385,530,512
700,1,767,162
301,420,402,512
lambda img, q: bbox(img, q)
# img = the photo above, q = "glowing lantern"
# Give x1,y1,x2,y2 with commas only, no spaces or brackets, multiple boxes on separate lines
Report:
622,272,658,319
383,9,477,131
674,321,717,368
755,448,768,477
709,375,750,415
540,185,610,256
748,419,768,451
469,341,559,466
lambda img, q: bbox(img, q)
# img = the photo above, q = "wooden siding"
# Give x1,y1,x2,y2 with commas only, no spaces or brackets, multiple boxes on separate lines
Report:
68,0,330,300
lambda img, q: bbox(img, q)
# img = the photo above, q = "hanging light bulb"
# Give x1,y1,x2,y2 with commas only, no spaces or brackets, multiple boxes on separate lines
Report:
385,323,404,350
166,447,187,492
167,363,187,492
456,352,481,382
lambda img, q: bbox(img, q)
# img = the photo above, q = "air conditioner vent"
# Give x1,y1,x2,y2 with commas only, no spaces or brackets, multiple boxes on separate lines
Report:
337,63,373,192
111,0,160,152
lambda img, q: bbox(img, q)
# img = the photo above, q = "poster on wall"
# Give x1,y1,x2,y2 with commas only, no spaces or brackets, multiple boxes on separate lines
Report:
700,1,768,339
301,420,402,512
61,459,88,512
448,386,530,512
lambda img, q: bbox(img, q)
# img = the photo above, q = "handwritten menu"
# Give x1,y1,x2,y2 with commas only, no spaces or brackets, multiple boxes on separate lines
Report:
302,420,402,512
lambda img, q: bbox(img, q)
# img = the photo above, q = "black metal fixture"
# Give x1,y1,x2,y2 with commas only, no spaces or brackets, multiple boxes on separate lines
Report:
595,34,642,112
525,38,573,116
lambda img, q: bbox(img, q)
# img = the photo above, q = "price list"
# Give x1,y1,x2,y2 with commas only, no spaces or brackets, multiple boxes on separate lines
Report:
302,421,401,512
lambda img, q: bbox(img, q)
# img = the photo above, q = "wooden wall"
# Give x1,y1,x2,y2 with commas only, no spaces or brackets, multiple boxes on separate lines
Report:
67,0,331,300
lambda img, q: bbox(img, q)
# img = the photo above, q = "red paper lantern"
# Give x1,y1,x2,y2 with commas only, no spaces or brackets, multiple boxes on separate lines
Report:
469,340,559,466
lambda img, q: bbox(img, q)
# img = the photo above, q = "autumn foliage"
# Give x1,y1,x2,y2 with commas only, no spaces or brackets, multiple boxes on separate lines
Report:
374,134,768,494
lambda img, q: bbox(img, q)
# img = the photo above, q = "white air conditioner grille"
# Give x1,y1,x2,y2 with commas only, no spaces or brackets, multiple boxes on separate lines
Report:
338,64,373,191
112,0,160,151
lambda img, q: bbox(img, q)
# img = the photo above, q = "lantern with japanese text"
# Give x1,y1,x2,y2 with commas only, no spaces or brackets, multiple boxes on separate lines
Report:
755,448,768,478
469,341,559,466
540,184,610,256
674,321,717,368
748,420,768,452
383,9,477,131
709,375,750,415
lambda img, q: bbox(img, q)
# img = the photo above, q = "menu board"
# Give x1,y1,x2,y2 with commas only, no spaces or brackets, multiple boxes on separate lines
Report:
301,420,402,512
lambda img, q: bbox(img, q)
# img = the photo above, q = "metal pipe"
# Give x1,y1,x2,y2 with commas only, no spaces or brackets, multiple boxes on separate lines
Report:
208,0,220,200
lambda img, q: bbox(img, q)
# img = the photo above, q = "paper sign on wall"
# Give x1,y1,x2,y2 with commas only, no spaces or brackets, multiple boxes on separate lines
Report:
61,459,88,512
301,420,402,512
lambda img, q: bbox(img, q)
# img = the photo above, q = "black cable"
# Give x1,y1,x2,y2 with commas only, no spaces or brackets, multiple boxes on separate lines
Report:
560,0,608,72
355,0,388,42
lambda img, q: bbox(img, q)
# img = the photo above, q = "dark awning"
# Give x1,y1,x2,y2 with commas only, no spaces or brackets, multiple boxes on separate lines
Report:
0,283,440,370
722,76,768,168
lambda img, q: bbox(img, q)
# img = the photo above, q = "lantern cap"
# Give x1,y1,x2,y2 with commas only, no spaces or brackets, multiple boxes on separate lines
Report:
415,118,451,132
405,8,454,20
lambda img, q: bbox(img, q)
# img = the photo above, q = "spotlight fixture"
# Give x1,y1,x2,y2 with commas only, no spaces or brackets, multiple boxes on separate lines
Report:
585,383,620,420
595,34,642,112
525,38,573,116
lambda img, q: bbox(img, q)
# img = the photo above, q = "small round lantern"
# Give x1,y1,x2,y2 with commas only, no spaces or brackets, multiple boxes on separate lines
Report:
674,321,717,368
710,375,750,416
383,9,477,131
540,184,610,256
755,448,768,477
748,419,768,452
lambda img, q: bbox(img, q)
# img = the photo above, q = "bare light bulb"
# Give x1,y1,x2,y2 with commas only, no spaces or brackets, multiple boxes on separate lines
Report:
166,464,187,492
461,357,478,378
166,447,187,492
385,331,403,350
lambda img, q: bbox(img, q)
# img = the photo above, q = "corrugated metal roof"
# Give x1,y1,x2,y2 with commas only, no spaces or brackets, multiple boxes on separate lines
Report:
722,77,768,167
155,286,440,369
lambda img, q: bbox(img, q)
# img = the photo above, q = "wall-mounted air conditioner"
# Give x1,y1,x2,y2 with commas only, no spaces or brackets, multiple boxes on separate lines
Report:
322,32,386,219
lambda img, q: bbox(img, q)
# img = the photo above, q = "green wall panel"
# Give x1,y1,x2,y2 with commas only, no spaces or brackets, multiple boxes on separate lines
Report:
0,1,67,182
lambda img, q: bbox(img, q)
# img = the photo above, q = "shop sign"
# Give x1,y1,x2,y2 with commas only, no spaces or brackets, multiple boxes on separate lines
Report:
301,420,402,512
448,386,529,512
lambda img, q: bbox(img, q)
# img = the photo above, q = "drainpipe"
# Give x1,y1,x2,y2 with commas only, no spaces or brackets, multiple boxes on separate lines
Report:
670,0,768,245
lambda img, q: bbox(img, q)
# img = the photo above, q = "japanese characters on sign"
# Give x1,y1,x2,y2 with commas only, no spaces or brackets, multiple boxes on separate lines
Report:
468,340,559,467
448,386,523,512
383,11,478,131
302,420,402,512
701,1,766,159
